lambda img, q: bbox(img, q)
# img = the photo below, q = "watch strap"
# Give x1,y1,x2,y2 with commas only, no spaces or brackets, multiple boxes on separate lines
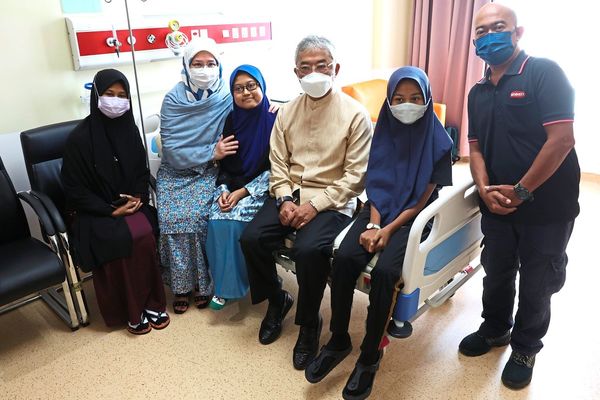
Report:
276,195,294,208
366,222,381,230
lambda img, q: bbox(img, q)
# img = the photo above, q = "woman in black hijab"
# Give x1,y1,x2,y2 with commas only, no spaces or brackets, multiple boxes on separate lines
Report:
61,69,169,335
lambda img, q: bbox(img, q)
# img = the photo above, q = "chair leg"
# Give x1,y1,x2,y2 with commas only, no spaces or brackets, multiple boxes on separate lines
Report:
61,244,90,326
40,278,79,330
60,278,79,329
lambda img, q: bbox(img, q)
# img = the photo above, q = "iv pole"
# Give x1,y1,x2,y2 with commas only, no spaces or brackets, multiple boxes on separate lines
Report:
106,0,155,204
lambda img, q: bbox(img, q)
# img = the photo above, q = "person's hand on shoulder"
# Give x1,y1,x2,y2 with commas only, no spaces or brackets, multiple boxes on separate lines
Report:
268,102,280,113
213,135,239,160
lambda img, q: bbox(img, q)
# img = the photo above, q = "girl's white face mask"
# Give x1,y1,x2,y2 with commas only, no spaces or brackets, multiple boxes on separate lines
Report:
189,66,219,89
98,95,130,119
300,72,333,98
388,100,428,125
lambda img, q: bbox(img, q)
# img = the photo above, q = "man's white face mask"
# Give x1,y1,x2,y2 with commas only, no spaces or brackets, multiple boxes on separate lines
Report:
300,72,333,98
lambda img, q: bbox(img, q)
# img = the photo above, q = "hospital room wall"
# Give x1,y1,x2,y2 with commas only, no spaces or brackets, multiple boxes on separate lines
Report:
0,0,407,136
0,0,409,240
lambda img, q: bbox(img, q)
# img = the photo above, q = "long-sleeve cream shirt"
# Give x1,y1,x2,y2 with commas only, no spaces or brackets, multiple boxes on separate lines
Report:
269,88,373,214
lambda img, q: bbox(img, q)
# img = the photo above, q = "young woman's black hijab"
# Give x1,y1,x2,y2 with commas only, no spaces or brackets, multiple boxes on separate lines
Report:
64,68,148,204
61,69,152,270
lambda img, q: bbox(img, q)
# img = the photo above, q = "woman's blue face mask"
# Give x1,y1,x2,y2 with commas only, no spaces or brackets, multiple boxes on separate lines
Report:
473,30,515,66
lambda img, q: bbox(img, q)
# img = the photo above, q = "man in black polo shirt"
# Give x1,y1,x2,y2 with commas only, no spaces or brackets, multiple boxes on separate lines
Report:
458,3,580,390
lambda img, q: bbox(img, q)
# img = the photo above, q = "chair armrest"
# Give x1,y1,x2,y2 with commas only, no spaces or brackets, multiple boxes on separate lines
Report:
17,191,57,236
29,190,66,233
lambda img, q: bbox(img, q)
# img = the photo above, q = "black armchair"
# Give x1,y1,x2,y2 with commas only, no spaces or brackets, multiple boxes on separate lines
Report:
20,120,90,326
0,156,79,330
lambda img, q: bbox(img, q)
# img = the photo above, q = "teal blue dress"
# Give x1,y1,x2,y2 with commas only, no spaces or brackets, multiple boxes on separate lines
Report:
206,170,269,299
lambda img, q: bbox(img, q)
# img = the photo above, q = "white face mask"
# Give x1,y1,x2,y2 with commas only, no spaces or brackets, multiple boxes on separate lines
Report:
300,72,333,98
388,101,428,125
189,66,219,89
98,96,130,119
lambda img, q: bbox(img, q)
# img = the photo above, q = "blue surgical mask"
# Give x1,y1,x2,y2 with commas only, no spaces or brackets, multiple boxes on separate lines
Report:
473,31,515,66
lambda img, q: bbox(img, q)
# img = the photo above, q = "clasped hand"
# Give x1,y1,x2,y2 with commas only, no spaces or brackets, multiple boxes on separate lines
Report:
359,227,391,253
218,188,249,212
279,202,317,229
480,184,522,215
111,194,142,217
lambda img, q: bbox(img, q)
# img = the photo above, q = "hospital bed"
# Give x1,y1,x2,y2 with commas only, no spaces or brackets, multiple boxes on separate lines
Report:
274,178,483,339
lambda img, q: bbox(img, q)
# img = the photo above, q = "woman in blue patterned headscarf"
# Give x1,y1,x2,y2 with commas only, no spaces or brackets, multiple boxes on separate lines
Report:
306,67,453,400
206,64,277,310
157,37,234,313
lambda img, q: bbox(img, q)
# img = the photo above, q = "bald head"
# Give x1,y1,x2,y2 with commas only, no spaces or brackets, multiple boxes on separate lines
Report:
474,3,518,37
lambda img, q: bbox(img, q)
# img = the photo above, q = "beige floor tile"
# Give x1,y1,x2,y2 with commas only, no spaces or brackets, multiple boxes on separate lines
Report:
1,167,599,400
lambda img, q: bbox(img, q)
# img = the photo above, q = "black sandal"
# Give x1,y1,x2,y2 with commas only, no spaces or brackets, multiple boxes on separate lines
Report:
173,292,191,314
194,294,210,309
145,310,170,329
127,315,152,335
305,345,353,383
342,351,383,400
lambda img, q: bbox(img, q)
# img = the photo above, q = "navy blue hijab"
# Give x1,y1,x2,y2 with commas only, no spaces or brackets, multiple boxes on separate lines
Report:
365,66,452,226
228,64,275,178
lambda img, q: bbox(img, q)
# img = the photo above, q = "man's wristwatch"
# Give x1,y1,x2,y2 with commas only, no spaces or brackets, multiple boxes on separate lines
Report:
276,195,294,209
366,222,381,230
514,182,534,202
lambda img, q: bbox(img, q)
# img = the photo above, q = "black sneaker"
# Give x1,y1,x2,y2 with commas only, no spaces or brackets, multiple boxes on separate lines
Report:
501,351,535,389
458,330,511,356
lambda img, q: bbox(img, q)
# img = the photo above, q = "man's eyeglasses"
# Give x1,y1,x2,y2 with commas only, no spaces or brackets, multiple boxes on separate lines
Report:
190,62,217,68
233,81,259,94
296,62,334,75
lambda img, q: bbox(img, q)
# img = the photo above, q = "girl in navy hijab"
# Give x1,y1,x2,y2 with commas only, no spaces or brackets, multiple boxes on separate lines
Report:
206,65,277,310
305,67,453,400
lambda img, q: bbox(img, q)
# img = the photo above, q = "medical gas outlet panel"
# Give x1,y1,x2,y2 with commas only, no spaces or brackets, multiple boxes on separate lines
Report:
66,16,272,70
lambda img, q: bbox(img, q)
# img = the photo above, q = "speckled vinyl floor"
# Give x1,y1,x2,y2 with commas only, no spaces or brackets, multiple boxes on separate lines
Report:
1,167,599,400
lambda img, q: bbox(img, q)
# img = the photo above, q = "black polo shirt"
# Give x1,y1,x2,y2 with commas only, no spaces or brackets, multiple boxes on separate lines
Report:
468,51,580,224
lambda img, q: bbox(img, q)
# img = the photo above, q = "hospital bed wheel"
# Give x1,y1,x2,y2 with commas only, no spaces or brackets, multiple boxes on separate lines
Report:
387,319,413,339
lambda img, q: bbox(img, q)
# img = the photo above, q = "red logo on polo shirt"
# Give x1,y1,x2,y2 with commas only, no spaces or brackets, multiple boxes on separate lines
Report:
510,90,527,99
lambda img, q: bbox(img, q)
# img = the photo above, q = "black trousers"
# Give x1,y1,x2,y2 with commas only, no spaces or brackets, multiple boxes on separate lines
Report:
240,197,350,326
330,204,431,355
478,214,574,355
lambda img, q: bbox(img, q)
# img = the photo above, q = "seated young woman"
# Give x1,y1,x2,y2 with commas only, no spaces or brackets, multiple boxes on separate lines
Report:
206,65,277,310
61,69,169,335
304,66,453,400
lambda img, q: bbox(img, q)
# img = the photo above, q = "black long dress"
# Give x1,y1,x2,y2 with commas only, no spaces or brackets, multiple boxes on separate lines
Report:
61,68,166,326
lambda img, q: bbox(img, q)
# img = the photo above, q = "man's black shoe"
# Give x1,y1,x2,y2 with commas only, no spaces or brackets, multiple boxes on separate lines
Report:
293,314,323,370
501,351,535,389
458,330,511,357
258,291,294,345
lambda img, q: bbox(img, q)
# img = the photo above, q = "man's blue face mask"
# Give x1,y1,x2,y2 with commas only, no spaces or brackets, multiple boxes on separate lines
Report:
473,30,515,66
